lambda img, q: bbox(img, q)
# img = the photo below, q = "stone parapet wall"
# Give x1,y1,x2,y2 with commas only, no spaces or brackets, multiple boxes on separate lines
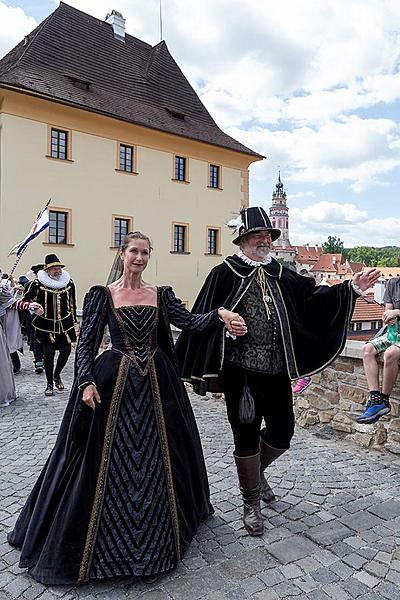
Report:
294,341,400,454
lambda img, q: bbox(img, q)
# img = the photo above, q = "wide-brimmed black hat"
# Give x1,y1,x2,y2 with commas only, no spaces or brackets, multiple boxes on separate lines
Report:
44,254,65,270
230,206,281,245
30,264,44,274
18,275,29,286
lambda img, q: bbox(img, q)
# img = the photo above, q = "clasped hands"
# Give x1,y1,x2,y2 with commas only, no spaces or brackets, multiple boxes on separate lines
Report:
218,308,247,337
30,302,44,316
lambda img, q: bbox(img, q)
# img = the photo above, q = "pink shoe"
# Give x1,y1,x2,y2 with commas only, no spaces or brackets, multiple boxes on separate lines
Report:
293,377,312,394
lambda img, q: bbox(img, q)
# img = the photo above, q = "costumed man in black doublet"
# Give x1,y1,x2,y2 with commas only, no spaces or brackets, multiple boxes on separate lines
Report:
176,206,381,537
23,254,77,395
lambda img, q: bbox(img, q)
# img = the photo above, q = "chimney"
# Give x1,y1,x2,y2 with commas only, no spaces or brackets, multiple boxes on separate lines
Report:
374,276,386,304
332,256,336,265
105,10,125,41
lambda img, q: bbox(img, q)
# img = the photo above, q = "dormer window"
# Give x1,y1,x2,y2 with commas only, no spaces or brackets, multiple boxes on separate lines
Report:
65,73,91,91
165,106,185,120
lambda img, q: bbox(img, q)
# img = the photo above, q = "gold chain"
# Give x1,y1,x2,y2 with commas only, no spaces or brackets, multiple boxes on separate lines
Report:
256,267,271,319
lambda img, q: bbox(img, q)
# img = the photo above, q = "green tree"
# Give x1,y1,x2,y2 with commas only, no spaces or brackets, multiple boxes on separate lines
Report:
347,246,400,267
322,236,345,254
347,246,379,266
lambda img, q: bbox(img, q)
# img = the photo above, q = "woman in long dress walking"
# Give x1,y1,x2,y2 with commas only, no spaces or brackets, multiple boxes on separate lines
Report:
8,232,247,584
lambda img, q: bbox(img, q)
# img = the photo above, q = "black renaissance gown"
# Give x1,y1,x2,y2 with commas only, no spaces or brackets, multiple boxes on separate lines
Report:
8,285,220,584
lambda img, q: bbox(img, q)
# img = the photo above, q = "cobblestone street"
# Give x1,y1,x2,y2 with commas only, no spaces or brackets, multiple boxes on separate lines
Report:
1,352,400,600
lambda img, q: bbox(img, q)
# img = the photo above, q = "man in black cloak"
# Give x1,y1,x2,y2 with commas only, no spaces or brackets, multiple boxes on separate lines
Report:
176,206,380,537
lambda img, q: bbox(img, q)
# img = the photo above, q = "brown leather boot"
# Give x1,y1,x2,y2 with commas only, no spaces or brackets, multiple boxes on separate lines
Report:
259,438,287,503
234,453,264,536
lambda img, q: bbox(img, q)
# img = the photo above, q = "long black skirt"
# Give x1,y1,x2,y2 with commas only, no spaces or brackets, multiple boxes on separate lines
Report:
8,348,213,584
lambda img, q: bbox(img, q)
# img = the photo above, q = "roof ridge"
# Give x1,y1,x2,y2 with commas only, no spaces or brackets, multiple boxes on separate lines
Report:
0,9,56,77
59,1,153,49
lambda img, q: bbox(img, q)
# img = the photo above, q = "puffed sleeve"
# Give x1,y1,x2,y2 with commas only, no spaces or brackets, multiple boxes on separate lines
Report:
75,286,108,388
22,279,39,302
163,286,221,332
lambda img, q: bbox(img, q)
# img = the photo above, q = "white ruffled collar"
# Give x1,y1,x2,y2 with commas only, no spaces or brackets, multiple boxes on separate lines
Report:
37,269,71,289
236,250,272,267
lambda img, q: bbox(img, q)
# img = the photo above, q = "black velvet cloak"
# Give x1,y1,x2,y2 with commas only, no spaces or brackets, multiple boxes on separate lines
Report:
176,255,357,392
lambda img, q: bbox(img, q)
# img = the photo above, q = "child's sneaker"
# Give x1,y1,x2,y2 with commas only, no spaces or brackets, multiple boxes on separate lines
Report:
293,377,312,394
356,393,391,424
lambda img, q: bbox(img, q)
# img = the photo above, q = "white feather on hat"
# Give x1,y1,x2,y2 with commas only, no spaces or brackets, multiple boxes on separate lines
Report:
227,214,244,235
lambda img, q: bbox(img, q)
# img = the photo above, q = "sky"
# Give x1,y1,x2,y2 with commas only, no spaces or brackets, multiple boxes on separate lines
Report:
1,0,400,247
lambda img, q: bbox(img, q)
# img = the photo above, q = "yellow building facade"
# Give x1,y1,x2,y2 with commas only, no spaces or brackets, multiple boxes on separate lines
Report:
0,5,262,307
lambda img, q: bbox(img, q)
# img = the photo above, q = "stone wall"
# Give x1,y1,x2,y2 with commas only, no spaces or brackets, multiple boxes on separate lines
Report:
294,341,400,454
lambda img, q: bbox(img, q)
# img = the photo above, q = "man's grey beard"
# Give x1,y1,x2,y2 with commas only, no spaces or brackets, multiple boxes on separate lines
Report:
49,273,61,280
253,245,270,259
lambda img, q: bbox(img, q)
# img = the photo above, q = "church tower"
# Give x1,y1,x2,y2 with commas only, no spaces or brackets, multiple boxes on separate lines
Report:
269,171,291,247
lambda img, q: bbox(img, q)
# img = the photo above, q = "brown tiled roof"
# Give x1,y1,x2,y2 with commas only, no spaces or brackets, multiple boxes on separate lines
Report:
0,3,262,158
351,297,384,322
310,253,343,273
337,261,366,276
294,245,323,263
374,267,400,280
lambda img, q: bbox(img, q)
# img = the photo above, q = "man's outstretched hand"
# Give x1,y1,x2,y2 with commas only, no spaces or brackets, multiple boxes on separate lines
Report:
353,268,381,292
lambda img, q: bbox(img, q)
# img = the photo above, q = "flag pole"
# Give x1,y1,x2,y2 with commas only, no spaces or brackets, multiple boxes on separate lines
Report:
9,246,27,279
8,198,52,280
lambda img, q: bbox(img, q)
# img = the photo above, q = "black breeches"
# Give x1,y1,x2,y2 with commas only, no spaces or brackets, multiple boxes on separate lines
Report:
42,341,71,384
223,366,295,456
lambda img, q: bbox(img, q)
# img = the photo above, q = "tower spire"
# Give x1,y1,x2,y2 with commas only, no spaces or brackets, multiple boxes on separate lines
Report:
269,171,290,247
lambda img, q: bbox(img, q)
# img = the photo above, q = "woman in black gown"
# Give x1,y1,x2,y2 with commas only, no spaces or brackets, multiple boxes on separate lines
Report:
8,232,247,584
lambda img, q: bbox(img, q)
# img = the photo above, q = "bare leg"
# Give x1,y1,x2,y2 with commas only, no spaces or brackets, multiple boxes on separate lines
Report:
382,346,400,395
363,343,380,391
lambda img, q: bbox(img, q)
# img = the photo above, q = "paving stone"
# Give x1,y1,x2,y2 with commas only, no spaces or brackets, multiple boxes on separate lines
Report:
364,559,389,579
250,590,279,600
310,568,340,585
353,570,380,589
340,512,384,532
375,580,400,599
368,500,400,520
341,576,371,598
268,536,319,564
279,564,303,579
323,583,352,600
258,568,284,587
273,581,302,597
240,576,265,595
306,590,331,600
385,568,400,586
342,552,368,569
305,522,353,547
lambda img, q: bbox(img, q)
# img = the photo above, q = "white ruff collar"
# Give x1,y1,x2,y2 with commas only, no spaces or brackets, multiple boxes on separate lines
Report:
38,269,71,289
237,250,272,267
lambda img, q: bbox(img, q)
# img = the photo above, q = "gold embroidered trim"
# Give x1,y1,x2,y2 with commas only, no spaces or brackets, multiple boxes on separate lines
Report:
106,286,160,376
150,361,181,560
78,356,128,582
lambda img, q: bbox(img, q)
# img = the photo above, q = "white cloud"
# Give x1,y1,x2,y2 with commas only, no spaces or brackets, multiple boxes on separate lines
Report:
288,201,400,247
0,3,37,58
226,116,400,191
